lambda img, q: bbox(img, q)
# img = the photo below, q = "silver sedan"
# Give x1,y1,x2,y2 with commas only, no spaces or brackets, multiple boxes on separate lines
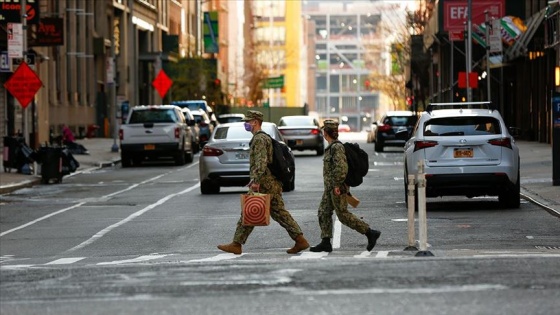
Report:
199,122,295,194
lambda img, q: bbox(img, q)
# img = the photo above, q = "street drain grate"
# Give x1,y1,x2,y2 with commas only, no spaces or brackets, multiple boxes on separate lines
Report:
535,246,560,250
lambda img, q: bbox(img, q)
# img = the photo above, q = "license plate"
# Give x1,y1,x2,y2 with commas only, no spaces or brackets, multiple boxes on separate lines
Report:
296,140,303,145
144,144,155,150
236,152,249,160
454,148,473,158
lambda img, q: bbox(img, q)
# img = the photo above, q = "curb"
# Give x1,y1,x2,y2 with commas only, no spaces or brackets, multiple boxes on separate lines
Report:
0,159,121,195
520,188,560,218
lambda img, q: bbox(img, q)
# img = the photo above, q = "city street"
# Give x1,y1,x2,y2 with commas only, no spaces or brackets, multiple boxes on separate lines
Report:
1,134,559,315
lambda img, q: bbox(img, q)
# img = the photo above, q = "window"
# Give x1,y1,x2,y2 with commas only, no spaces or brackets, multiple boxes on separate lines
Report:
423,117,501,136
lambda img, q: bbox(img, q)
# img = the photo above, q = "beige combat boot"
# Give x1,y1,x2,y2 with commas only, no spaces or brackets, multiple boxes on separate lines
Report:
217,242,242,255
286,234,310,254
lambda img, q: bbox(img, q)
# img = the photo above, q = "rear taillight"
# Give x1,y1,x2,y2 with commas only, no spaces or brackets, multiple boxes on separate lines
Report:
174,127,180,139
488,137,512,149
414,140,438,152
378,124,391,132
311,129,320,135
202,146,223,157
119,129,123,140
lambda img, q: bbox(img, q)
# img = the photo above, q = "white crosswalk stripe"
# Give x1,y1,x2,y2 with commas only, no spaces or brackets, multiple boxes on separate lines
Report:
45,257,86,265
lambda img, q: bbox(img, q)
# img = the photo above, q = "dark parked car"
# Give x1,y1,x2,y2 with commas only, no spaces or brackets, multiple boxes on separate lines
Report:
277,115,324,156
368,111,417,152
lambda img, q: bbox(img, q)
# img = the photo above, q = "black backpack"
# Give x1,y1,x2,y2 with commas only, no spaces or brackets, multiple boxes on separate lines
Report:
267,135,294,187
335,141,369,187
253,132,294,187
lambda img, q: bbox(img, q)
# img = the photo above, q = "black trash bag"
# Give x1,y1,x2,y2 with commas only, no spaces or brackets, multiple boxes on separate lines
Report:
64,141,89,155
61,148,80,175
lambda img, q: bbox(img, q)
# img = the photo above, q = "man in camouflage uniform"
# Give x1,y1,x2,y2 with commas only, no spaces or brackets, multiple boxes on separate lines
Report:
310,119,381,252
217,110,309,255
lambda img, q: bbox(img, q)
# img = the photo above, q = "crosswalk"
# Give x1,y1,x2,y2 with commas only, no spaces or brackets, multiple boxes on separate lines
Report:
0,250,398,269
2,249,559,270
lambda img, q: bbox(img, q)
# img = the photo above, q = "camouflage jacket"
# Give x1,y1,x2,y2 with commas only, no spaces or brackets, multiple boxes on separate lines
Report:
249,131,274,185
323,141,347,190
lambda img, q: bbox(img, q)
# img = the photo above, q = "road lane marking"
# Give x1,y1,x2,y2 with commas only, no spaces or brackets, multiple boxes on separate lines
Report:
333,216,341,249
0,265,34,269
97,254,168,265
296,284,508,296
45,257,86,265
354,251,373,258
67,183,200,252
0,173,172,238
0,203,86,237
375,251,389,258
290,252,329,260
188,253,244,263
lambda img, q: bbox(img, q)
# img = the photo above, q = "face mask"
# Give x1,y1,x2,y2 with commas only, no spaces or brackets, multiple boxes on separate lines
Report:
244,122,252,132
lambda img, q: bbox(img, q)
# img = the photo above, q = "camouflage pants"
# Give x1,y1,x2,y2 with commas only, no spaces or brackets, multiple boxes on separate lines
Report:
233,179,303,244
317,189,369,239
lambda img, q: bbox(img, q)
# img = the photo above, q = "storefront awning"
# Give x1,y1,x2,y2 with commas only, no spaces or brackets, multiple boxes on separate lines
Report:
504,8,547,62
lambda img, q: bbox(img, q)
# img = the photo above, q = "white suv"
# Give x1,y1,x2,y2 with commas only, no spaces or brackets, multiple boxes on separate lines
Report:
403,102,520,208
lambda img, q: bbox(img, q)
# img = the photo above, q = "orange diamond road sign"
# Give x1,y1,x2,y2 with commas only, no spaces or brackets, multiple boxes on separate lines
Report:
3,61,42,109
152,69,172,98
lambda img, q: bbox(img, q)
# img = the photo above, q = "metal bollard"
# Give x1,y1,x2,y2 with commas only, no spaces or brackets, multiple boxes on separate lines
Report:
404,174,418,251
416,159,434,257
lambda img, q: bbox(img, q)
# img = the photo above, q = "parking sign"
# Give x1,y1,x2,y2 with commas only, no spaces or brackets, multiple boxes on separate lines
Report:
0,52,10,72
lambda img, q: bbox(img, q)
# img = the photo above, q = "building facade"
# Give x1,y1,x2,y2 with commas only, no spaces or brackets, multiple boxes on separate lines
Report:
303,0,400,131
420,0,558,143
0,0,233,149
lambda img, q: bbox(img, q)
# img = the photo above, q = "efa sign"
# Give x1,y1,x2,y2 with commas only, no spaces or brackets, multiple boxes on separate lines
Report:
444,0,504,32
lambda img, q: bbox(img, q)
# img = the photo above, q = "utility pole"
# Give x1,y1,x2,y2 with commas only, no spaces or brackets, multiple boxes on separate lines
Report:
268,1,274,108
21,0,29,144
111,13,118,153
466,0,473,102
485,11,491,102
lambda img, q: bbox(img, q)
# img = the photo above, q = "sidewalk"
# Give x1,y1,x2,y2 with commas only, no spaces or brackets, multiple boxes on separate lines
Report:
0,138,121,194
0,138,558,215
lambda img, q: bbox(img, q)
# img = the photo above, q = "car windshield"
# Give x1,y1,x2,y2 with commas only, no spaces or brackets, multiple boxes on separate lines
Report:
423,117,501,136
279,117,315,126
129,109,178,123
385,116,417,126
218,116,244,124
214,125,276,140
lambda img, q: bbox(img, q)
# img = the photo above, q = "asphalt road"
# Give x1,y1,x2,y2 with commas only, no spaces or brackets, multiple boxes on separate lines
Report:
1,134,559,315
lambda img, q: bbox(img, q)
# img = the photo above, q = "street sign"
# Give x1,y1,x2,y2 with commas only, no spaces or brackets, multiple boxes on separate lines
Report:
152,69,172,99
7,23,23,59
0,52,10,72
263,75,284,89
11,53,36,71
3,62,43,109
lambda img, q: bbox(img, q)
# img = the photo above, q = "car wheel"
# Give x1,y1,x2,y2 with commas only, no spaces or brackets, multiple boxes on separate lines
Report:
185,151,194,163
121,152,132,168
316,145,324,156
192,137,200,154
201,180,220,194
175,145,186,166
499,168,520,209
374,141,384,152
